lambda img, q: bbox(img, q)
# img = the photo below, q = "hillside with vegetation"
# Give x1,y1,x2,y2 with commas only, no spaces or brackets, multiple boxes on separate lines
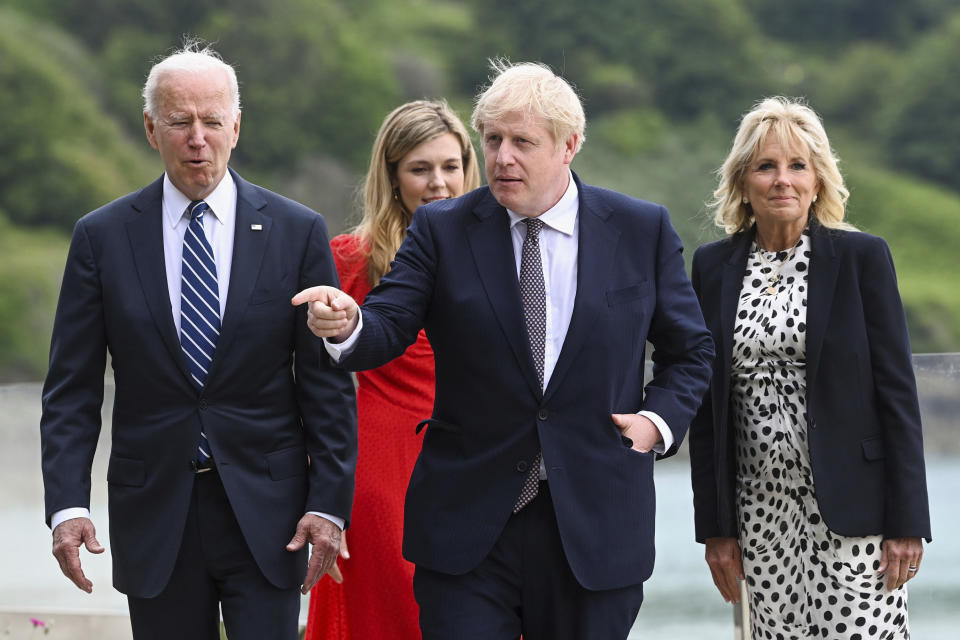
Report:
1,0,958,380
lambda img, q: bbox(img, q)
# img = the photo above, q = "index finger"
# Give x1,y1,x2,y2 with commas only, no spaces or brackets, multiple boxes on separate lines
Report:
291,286,328,306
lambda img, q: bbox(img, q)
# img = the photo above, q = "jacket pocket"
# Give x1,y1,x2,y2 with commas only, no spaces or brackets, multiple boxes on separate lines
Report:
605,281,650,306
415,418,461,434
266,446,308,480
107,456,145,487
861,436,885,461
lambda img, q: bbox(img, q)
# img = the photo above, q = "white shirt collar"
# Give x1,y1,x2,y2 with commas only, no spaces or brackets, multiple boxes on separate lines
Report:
506,170,578,236
162,171,236,229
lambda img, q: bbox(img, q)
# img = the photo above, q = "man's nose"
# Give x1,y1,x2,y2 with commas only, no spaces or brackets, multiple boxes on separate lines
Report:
187,122,206,147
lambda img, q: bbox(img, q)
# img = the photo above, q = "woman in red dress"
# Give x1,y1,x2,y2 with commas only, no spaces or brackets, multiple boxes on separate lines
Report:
305,100,480,640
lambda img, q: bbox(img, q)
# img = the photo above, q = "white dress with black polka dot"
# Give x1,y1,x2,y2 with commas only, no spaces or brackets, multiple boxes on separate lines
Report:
731,231,910,640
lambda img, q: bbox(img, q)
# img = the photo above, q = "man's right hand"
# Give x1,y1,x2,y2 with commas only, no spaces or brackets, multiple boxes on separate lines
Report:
291,286,358,342
52,517,104,593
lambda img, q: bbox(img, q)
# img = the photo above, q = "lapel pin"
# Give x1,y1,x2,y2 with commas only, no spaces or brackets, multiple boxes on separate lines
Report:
250,224,263,231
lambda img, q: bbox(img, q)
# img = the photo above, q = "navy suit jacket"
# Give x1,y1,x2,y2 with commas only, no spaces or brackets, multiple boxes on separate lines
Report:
40,169,357,598
338,173,713,590
689,221,931,544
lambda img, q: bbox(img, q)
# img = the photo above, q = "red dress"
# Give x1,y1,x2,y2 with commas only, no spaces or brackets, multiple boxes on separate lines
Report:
305,234,433,640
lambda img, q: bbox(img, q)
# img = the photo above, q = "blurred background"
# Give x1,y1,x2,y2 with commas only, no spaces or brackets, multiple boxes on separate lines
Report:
1,0,957,637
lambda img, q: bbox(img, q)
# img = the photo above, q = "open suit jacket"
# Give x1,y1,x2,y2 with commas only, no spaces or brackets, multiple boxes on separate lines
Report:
40,168,357,598
337,173,713,591
689,221,931,544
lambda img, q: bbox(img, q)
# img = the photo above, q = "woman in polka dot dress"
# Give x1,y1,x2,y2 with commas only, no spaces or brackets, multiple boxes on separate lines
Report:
689,97,931,639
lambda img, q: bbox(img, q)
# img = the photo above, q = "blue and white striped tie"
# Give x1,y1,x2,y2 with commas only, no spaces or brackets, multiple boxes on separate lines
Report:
180,200,219,462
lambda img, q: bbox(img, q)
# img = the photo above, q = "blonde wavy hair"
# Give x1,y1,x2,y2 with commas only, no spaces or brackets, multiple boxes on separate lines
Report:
471,59,586,153
710,96,855,235
354,100,480,287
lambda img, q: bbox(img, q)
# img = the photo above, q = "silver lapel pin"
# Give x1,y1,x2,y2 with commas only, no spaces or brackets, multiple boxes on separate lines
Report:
250,224,263,231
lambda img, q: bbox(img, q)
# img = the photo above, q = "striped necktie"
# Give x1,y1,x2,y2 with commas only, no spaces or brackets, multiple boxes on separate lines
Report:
180,200,219,462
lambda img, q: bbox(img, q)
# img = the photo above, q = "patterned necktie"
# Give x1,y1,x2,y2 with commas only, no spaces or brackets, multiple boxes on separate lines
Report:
514,218,546,513
179,200,219,462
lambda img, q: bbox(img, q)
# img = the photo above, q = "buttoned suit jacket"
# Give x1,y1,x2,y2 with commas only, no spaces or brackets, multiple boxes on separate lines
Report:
40,168,357,598
689,221,931,544
337,173,713,591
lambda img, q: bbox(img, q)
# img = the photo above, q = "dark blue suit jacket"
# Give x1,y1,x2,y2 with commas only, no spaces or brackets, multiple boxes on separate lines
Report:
40,169,357,598
338,173,713,590
689,221,931,544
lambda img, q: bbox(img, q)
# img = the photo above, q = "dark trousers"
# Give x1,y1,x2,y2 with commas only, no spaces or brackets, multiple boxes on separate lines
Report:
413,483,645,640
127,470,300,640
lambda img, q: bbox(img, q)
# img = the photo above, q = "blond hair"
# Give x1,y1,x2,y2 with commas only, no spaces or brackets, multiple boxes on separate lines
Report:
710,96,854,234
471,59,586,153
354,100,480,286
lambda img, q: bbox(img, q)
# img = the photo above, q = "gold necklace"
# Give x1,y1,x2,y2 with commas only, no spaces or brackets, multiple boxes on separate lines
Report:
754,242,799,295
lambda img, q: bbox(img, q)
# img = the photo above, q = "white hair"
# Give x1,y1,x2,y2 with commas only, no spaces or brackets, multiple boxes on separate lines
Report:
142,40,240,119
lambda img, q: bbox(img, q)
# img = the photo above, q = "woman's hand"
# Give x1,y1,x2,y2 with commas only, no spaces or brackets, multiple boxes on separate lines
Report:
879,536,923,591
705,536,744,603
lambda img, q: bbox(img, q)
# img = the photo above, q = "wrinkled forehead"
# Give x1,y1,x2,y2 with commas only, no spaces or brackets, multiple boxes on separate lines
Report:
156,69,234,114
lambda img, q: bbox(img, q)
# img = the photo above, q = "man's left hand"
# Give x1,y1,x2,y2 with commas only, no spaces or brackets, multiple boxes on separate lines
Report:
286,514,342,595
611,414,662,452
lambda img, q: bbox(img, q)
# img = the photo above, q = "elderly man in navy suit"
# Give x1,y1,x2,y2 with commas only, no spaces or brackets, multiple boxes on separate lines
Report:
40,43,356,640
293,60,713,639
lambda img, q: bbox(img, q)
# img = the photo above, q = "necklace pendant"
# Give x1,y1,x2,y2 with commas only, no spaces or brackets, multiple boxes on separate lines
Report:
765,285,777,295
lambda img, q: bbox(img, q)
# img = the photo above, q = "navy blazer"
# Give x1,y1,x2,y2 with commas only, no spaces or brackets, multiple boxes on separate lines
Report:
40,169,357,597
689,222,931,544
338,173,713,590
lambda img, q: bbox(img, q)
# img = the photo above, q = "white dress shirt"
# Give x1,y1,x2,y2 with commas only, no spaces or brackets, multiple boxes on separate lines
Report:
52,172,343,531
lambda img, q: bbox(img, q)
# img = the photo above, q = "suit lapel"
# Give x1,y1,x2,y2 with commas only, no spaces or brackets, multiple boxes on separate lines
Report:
466,191,543,399
805,223,839,386
126,177,193,383
207,172,271,382
544,183,618,402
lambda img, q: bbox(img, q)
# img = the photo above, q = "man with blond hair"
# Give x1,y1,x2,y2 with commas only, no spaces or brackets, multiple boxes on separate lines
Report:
293,60,712,639
40,43,356,639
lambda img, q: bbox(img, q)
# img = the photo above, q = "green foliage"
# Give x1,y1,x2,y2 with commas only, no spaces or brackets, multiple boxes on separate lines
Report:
844,164,960,352
0,215,68,382
742,0,954,47
0,8,157,229
206,0,401,171
876,13,960,192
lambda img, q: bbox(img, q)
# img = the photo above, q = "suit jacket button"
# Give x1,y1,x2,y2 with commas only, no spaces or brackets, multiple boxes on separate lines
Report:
809,417,816,429
516,461,529,473
199,399,208,411
537,409,548,420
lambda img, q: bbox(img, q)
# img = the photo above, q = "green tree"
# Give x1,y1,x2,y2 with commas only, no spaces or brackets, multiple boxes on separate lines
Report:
0,8,156,229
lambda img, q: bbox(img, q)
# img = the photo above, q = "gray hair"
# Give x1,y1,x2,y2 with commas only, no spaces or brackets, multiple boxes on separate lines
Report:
142,40,241,119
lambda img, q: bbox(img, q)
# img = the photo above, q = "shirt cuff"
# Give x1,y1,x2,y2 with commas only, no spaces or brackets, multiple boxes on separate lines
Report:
322,310,363,362
307,512,345,531
51,507,92,531
638,410,673,454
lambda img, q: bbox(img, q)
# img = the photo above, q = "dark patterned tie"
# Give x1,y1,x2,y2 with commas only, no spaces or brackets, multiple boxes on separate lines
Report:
514,218,546,513
179,200,219,463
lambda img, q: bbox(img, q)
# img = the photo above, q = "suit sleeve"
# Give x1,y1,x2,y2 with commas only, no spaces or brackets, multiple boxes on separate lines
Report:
860,238,931,540
40,218,107,526
642,209,714,459
338,208,437,371
295,215,358,525
688,247,722,541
